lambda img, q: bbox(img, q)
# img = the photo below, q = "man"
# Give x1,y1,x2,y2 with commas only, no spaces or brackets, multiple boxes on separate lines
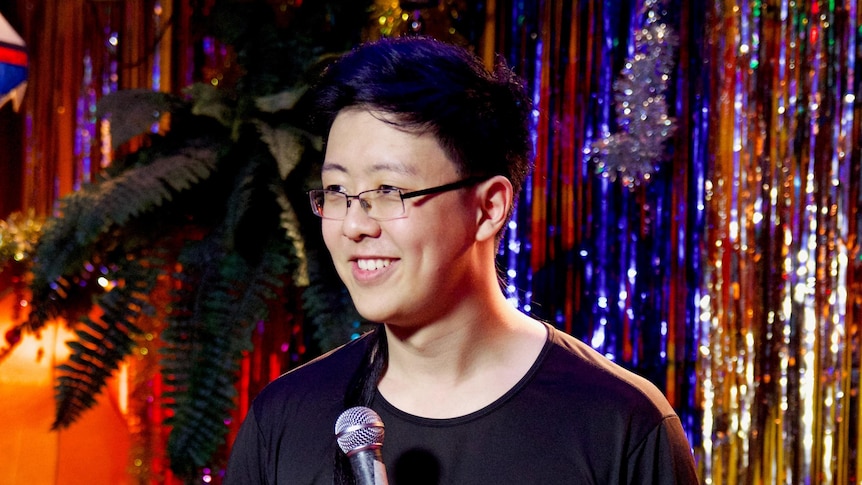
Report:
225,36,699,484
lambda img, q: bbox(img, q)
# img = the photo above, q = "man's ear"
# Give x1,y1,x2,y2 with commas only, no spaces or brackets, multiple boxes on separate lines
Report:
475,175,513,243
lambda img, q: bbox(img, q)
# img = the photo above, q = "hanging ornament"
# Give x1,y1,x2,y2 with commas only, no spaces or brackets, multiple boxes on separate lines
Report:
588,0,678,188
0,10,27,111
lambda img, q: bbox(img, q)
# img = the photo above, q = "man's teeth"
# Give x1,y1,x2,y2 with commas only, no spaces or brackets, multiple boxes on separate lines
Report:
357,259,391,271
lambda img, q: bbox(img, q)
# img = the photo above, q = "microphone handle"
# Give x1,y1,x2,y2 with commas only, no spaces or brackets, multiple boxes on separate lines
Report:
348,447,389,485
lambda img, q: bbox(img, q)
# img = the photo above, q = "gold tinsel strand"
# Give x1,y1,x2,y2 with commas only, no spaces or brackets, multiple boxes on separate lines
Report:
0,209,44,270
699,1,860,483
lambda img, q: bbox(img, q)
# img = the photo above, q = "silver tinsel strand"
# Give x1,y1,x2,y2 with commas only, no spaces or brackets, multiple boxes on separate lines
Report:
589,2,678,189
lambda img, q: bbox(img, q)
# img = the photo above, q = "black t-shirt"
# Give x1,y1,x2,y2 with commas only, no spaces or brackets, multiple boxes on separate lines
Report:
225,324,699,484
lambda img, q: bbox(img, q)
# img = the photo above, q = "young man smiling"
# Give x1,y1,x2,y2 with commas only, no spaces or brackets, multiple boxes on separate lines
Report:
225,36,699,484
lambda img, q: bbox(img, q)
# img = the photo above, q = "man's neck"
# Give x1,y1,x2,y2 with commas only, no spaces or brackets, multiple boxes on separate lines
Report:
377,298,547,419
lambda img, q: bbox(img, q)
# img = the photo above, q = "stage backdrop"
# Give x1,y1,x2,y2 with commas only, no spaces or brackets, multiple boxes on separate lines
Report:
486,1,860,484
0,1,859,484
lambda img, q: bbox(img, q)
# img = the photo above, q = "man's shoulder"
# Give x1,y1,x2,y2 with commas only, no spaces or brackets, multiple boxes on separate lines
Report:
251,332,372,411
542,326,675,416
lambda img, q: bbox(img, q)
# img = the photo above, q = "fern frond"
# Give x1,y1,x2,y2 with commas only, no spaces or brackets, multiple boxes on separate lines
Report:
220,160,259,250
275,189,308,287
161,237,296,478
80,144,220,230
52,256,160,429
29,143,220,317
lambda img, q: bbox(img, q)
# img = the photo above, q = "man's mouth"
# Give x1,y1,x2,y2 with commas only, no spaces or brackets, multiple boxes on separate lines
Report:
356,259,393,271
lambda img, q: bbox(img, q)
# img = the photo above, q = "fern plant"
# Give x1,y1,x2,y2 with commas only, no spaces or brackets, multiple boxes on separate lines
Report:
18,0,373,481
23,80,337,481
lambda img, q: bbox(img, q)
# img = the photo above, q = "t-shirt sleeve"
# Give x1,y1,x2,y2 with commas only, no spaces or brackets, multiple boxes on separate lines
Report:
224,406,270,485
626,415,699,484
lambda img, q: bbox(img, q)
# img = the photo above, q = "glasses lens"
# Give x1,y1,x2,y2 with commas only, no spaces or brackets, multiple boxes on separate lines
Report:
309,190,346,219
363,189,404,220
308,188,405,220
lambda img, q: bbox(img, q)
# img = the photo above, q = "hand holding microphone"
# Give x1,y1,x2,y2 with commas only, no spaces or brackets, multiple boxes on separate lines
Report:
335,406,389,485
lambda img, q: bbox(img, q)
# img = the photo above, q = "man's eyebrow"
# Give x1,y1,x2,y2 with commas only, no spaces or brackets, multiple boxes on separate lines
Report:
368,162,417,175
321,161,418,176
321,162,348,173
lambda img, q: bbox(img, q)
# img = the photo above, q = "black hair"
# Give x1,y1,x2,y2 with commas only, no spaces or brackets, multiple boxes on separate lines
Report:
309,36,533,201
306,36,532,484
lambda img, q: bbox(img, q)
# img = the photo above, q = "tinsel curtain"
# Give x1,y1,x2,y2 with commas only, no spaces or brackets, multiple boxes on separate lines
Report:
490,0,861,484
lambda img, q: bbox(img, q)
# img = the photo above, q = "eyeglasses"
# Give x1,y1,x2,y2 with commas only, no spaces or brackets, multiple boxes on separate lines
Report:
308,176,486,221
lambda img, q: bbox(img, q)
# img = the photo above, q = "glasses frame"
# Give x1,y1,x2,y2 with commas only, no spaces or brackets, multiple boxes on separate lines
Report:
308,176,488,221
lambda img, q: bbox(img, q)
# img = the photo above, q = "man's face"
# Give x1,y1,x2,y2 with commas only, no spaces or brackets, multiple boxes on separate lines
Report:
320,109,480,327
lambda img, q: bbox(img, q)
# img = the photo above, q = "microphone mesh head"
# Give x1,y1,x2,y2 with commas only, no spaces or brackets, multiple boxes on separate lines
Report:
335,406,385,455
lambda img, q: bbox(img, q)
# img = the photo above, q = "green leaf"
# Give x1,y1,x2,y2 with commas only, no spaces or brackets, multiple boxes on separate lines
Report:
96,89,184,149
185,83,236,128
255,121,311,180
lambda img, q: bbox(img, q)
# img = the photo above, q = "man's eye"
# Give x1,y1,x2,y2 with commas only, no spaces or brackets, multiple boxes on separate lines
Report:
325,185,346,193
378,186,401,193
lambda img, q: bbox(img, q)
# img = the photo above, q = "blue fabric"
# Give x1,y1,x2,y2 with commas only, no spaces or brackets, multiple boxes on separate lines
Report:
0,63,27,95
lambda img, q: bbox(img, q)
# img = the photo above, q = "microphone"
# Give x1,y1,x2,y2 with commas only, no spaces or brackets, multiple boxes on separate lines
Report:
335,406,389,485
